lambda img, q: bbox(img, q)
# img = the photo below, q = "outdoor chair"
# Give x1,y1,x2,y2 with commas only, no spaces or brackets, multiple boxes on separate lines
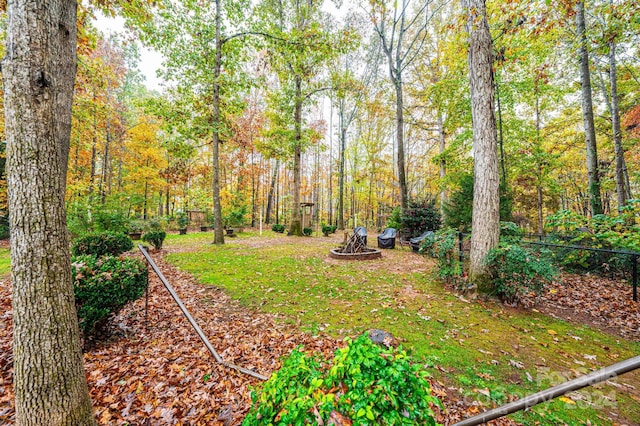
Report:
409,230,434,252
377,228,397,249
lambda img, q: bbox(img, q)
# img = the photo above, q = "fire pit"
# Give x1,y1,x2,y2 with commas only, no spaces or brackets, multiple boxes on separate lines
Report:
329,232,382,260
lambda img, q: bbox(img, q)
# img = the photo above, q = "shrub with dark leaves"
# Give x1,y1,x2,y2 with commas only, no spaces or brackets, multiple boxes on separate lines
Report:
142,230,167,250
72,231,133,258
401,199,441,238
72,255,148,336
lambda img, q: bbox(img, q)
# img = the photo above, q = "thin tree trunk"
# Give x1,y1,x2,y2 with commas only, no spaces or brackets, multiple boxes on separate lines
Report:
212,0,224,244
609,40,628,210
495,77,507,184
394,78,408,210
289,76,303,236
328,102,333,226
437,112,446,217
464,0,500,288
251,149,256,227
143,180,149,220
265,159,278,224
3,0,96,423
535,85,544,234
576,0,603,216
337,101,346,230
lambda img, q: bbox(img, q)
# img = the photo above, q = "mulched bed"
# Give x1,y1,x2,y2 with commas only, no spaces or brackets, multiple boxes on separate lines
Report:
0,251,516,425
522,272,640,341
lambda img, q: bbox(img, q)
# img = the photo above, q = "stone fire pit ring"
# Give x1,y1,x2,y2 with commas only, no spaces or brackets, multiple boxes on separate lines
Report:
329,248,382,260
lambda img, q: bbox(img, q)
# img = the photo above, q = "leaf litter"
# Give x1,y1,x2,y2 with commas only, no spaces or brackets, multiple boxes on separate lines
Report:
522,272,640,341
0,251,517,425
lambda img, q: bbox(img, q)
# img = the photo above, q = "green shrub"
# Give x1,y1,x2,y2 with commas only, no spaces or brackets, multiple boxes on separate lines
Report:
444,173,513,231
142,230,167,250
67,202,131,237
420,228,461,279
93,209,131,234
322,224,332,236
0,213,9,240
72,232,133,258
401,199,441,238
303,227,312,236
386,206,402,230
272,223,285,233
225,205,248,228
544,209,640,273
147,218,165,231
486,244,557,305
177,212,189,229
72,255,148,335
244,334,440,425
500,221,522,243
330,225,337,233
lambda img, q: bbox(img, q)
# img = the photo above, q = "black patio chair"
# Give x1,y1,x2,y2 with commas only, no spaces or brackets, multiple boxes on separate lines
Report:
409,230,434,252
377,228,397,249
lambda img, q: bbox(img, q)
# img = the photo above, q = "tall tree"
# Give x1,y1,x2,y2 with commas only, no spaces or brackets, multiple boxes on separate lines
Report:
370,0,437,211
576,0,603,216
257,0,351,235
140,0,249,244
3,0,96,423
464,0,500,287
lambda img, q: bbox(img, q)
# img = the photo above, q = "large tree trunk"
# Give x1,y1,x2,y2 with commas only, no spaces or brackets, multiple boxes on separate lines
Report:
576,0,603,216
289,76,303,236
464,0,500,289
212,0,225,244
609,40,628,210
3,0,96,424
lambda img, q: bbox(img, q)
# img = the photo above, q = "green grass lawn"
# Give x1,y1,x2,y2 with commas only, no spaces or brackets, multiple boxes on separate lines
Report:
165,231,640,425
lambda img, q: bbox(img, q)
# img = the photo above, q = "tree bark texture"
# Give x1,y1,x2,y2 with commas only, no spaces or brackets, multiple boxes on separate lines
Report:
289,76,304,236
2,0,96,424
212,0,225,245
464,0,500,288
576,0,603,216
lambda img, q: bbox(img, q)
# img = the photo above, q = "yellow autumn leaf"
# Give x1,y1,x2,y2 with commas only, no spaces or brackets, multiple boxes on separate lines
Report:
559,396,576,405
548,329,558,335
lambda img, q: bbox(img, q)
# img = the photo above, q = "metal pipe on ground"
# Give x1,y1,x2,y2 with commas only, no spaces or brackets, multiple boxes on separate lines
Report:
138,244,268,381
453,355,640,426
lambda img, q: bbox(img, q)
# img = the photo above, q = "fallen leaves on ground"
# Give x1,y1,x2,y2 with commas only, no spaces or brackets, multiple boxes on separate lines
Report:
523,272,640,340
0,251,516,425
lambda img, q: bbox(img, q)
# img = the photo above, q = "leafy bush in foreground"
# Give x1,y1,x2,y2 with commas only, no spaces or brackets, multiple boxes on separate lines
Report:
243,334,440,425
72,231,133,258
271,223,285,233
72,255,148,335
303,227,312,236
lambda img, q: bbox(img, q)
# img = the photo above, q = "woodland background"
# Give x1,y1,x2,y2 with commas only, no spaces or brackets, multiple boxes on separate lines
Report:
1,0,638,236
